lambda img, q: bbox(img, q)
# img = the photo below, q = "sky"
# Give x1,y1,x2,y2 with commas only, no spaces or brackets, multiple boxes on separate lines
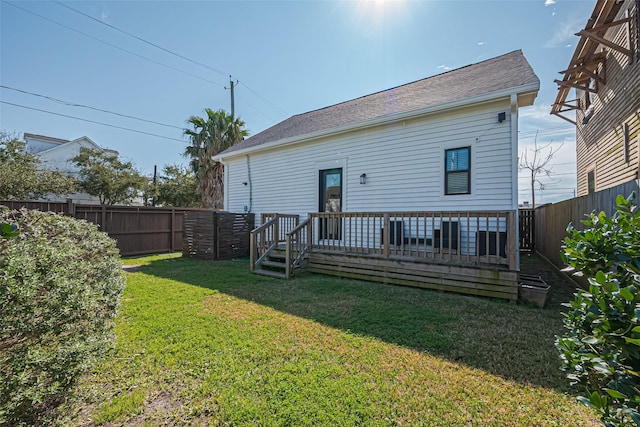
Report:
0,0,596,205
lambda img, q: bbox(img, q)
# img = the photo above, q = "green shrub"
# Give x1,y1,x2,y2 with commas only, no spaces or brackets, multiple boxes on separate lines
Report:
0,208,125,426
557,193,640,427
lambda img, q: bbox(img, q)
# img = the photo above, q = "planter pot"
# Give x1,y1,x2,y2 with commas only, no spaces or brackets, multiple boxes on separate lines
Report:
518,274,550,308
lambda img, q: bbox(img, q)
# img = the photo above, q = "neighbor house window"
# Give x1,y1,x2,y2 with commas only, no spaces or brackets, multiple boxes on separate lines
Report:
445,146,470,195
587,169,595,194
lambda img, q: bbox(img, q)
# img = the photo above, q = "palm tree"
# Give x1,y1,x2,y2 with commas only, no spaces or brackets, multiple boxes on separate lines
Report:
183,108,247,209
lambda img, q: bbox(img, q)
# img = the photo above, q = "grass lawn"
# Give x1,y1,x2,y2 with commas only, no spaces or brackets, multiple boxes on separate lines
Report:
63,253,598,426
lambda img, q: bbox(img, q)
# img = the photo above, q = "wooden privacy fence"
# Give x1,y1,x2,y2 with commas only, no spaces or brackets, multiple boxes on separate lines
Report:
1,200,210,257
534,179,639,270
75,205,187,257
183,211,254,260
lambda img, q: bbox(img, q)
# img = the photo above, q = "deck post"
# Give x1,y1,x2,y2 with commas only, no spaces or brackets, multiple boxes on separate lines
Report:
274,214,280,244
250,231,256,272
285,234,291,279
507,211,517,271
383,213,390,259
307,214,314,253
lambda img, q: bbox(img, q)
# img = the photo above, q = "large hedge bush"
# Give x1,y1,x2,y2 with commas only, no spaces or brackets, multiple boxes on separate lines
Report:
0,208,125,425
557,193,640,427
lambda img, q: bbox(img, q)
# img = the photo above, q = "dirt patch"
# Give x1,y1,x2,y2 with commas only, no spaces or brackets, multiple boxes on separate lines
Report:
122,264,142,273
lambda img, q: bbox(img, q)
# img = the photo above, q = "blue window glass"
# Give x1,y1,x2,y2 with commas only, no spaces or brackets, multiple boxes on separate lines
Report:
445,147,470,195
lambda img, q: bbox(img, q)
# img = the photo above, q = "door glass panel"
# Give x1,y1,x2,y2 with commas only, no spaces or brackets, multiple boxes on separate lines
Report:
319,168,342,240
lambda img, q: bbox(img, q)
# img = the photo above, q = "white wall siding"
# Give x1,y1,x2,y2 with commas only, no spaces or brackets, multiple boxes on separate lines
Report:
224,99,515,222
24,135,60,154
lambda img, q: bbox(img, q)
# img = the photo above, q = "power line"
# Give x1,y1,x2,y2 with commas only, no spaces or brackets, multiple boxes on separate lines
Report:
1,85,184,130
1,101,186,142
48,0,289,121
236,93,280,123
50,0,229,78
3,1,224,87
239,82,289,117
4,1,289,124
51,0,289,121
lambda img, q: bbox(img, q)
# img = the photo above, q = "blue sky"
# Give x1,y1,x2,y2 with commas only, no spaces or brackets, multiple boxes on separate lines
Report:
1,0,595,204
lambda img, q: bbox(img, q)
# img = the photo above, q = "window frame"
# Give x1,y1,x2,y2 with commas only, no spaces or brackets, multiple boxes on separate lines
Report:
444,146,471,196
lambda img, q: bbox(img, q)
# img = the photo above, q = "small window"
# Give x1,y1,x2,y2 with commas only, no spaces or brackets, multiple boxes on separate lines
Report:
445,147,470,195
587,169,595,194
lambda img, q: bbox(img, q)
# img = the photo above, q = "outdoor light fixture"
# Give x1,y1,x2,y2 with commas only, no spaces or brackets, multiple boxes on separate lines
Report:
498,112,506,123
360,173,367,185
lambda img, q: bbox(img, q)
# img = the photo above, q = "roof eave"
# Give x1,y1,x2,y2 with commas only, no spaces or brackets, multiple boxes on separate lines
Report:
216,82,540,162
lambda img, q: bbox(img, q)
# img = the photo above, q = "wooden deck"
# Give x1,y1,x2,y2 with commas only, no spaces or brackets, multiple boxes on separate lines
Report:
251,210,519,301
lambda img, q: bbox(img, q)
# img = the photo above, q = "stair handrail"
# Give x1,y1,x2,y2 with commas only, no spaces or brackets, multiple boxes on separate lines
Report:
250,216,279,272
285,219,310,278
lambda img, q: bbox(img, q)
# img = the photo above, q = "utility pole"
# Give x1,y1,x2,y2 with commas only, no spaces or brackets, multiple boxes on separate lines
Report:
225,75,238,119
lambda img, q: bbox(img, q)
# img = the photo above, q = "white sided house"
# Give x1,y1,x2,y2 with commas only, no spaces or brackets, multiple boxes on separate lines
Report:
24,133,119,204
215,50,540,301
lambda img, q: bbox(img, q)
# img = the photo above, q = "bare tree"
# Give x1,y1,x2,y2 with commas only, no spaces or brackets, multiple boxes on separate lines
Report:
519,131,563,209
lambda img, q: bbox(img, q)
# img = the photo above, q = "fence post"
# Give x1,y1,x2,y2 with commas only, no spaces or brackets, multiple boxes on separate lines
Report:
170,209,175,253
101,205,107,232
213,212,218,260
66,198,75,217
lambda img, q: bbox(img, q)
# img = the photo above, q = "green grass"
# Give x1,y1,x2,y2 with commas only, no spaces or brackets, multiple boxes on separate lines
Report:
64,253,598,426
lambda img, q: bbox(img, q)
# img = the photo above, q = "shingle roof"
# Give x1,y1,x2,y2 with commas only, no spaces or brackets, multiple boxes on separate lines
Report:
221,50,539,156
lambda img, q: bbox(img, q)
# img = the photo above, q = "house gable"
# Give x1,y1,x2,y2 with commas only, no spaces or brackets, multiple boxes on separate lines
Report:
24,133,69,154
27,134,118,173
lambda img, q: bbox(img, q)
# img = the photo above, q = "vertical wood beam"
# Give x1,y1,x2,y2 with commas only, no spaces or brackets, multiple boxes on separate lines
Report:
307,214,314,253
285,234,291,279
383,213,390,259
508,211,518,271
101,204,107,233
510,93,520,271
169,209,175,252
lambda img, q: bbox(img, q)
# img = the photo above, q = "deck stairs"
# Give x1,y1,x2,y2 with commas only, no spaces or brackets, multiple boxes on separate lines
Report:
254,244,289,278
254,243,308,279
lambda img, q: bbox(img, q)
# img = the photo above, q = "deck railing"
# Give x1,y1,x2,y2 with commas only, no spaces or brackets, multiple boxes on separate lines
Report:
260,213,300,241
285,219,309,278
249,216,278,272
307,210,517,269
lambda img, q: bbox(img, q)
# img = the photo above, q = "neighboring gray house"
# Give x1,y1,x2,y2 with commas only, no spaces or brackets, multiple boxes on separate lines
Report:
214,50,540,301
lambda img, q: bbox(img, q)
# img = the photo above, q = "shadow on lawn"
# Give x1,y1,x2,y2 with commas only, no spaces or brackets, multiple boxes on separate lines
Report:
137,253,581,392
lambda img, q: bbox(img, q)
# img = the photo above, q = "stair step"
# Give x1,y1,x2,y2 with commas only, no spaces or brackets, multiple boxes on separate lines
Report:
268,251,287,260
254,268,286,279
262,260,286,269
